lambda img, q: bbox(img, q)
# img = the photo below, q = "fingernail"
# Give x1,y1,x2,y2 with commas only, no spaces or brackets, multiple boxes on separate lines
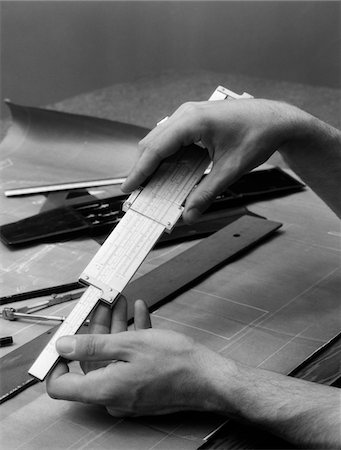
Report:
56,337,75,355
121,182,129,193
185,207,200,224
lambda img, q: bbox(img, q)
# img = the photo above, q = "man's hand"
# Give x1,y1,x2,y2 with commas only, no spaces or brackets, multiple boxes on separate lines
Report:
122,99,306,223
46,296,341,448
46,297,226,416
122,98,341,219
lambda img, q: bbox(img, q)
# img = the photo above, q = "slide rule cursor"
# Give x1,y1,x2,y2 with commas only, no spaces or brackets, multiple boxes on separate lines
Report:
28,86,252,381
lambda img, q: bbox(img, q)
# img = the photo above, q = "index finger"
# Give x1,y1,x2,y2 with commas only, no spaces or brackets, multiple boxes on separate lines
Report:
121,108,200,193
121,144,164,193
89,295,127,335
55,331,140,362
88,302,112,335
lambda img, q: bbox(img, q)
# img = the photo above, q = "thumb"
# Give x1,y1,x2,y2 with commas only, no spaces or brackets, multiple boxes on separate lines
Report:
56,332,138,362
183,166,232,224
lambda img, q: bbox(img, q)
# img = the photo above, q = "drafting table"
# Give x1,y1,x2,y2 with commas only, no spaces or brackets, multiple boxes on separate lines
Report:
0,71,340,449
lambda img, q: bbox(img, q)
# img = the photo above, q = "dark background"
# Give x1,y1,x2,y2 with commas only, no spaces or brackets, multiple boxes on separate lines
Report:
1,1,340,119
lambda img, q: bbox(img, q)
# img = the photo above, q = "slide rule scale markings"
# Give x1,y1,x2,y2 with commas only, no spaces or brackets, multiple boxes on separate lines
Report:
81,211,165,295
29,86,252,381
123,148,211,229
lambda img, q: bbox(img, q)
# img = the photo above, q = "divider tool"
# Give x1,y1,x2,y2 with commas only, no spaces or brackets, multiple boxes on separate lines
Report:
29,86,252,381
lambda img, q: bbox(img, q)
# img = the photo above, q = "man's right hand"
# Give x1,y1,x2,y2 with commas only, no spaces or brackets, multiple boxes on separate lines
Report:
122,99,307,223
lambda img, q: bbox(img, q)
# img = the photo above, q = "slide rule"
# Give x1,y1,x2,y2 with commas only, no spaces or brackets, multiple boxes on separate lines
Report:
29,86,252,381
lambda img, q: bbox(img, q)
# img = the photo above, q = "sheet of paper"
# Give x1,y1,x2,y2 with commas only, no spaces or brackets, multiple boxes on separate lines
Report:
0,102,148,190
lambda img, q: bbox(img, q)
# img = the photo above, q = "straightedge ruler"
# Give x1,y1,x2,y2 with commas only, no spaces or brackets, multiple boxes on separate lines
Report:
29,86,253,381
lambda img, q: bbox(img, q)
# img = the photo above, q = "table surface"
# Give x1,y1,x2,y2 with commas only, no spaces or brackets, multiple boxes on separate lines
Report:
0,71,340,450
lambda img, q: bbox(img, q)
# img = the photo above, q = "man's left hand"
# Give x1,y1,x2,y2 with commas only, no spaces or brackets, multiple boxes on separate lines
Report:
46,297,226,417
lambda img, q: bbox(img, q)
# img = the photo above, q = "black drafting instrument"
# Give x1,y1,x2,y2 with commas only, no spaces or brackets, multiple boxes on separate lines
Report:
0,336,13,347
0,290,84,322
0,167,304,247
0,283,82,306
0,289,84,317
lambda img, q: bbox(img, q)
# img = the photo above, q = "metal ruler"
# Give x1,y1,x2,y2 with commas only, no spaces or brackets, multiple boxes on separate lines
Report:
29,86,252,381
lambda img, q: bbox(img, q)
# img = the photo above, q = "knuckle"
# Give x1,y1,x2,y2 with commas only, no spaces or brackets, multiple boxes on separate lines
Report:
177,101,208,134
139,139,161,161
94,384,111,404
199,189,216,205
178,101,198,116
137,139,148,152
85,335,97,357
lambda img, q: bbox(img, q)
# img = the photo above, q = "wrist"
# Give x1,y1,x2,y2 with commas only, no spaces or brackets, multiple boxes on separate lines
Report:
276,102,339,153
190,345,240,415
267,101,314,144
